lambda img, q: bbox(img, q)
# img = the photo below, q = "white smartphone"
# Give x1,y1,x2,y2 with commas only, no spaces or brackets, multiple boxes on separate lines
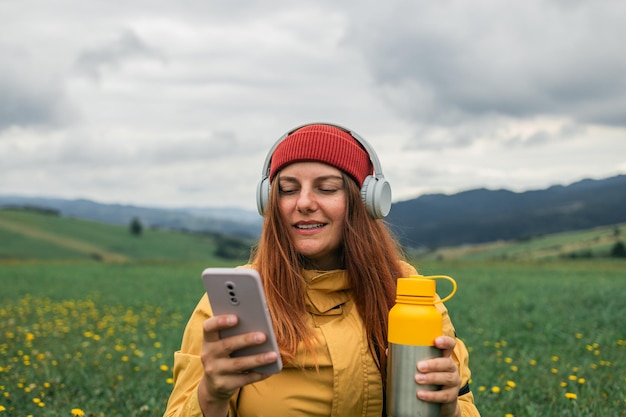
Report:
201,267,283,374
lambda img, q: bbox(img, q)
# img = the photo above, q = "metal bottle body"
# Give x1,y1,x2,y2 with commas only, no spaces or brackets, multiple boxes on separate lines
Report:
387,343,441,417
387,276,454,417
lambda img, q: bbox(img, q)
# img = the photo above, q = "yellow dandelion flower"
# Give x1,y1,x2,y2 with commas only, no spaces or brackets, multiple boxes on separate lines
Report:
529,359,537,366
0,405,6,411
565,392,577,400
160,364,169,372
71,408,85,416
578,378,585,384
506,381,516,388
478,386,486,392
575,333,583,339
568,375,577,381
504,357,513,364
551,368,558,374
491,386,501,393
560,382,567,387
166,377,174,384
505,414,514,417
551,356,559,362
510,365,518,372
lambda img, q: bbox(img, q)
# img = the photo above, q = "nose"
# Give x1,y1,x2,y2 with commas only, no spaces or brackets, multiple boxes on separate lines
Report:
296,187,318,213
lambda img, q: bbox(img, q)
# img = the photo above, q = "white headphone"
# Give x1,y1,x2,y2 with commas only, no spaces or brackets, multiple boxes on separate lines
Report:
256,122,392,219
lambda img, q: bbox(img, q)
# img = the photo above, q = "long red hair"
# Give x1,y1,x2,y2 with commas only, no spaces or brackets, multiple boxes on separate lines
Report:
249,173,404,380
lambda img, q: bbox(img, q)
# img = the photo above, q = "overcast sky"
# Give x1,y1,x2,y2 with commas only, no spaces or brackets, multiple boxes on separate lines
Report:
1,0,625,212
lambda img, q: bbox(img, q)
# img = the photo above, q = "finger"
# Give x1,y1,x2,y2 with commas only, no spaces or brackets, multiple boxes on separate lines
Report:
219,330,270,357
417,385,460,406
203,315,238,343
433,336,456,357
415,367,461,388
226,350,279,374
417,356,457,374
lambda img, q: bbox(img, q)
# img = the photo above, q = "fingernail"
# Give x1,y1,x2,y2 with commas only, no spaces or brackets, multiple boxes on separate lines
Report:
417,361,427,371
415,373,426,383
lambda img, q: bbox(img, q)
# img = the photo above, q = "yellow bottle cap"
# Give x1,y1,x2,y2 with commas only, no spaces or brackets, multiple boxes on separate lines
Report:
396,277,435,297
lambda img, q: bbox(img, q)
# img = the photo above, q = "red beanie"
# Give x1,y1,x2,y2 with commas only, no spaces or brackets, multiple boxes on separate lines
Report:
269,124,373,186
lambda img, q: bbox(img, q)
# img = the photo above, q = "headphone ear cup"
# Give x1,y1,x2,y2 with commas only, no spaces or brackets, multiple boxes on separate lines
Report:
256,176,271,216
361,175,392,219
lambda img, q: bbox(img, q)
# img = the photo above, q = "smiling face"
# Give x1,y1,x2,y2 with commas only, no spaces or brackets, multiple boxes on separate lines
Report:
276,161,347,270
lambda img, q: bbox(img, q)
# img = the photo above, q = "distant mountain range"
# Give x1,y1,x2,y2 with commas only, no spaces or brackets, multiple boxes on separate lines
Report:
386,174,626,248
2,174,625,248
0,196,263,238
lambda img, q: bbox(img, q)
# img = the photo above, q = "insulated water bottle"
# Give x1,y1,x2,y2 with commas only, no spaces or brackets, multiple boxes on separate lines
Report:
387,275,457,417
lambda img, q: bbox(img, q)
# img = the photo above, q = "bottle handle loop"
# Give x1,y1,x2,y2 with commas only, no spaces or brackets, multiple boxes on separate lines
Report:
426,275,457,303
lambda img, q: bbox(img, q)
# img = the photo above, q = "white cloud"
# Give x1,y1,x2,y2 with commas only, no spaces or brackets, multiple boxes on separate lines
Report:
0,0,624,210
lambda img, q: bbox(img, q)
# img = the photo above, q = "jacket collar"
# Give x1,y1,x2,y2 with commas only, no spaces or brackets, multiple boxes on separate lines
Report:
303,269,351,315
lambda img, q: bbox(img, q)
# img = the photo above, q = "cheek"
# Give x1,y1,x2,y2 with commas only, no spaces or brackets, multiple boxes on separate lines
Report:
277,195,294,216
329,197,348,220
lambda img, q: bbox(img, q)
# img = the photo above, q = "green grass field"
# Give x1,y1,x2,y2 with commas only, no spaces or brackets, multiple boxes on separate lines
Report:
1,210,624,416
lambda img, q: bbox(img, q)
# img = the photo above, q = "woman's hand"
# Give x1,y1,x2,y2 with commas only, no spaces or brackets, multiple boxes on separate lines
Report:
415,336,462,417
197,314,279,416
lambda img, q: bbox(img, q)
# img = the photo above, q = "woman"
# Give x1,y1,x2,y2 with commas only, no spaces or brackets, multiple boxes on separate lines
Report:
164,123,480,417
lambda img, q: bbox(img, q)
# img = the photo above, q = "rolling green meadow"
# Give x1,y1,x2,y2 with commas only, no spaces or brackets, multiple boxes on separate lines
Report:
0,209,624,416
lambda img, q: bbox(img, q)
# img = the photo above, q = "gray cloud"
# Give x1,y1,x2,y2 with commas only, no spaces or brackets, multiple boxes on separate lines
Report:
0,0,624,209
0,45,75,131
343,1,626,132
74,29,164,81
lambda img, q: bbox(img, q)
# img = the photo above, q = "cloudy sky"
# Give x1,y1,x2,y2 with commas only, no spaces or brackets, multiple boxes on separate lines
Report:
1,0,625,212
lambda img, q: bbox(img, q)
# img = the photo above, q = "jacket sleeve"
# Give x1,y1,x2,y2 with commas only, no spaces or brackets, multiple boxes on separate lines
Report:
163,297,209,417
163,295,242,417
398,262,481,417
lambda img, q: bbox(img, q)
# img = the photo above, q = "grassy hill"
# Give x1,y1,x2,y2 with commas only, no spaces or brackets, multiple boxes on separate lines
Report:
416,222,626,262
3,207,625,265
0,209,254,264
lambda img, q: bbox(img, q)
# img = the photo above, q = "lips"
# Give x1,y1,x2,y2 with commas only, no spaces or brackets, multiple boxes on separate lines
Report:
294,222,326,230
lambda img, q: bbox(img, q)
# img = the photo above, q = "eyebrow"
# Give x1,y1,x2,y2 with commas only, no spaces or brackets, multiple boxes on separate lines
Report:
278,174,344,183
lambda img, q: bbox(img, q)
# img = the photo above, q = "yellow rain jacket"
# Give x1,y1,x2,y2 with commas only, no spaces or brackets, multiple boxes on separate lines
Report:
164,262,479,417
